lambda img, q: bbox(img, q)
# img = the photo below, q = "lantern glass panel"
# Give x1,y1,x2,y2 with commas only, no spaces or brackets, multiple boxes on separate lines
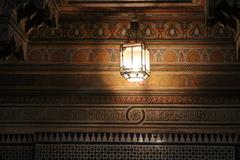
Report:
120,43,150,82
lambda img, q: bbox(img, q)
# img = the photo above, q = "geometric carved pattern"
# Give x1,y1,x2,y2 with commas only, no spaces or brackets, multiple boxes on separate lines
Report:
0,132,238,160
1,94,240,105
35,144,234,160
0,146,33,160
1,106,240,126
0,134,33,144
35,132,238,144
0,1,238,159
0,134,33,160
0,132,237,144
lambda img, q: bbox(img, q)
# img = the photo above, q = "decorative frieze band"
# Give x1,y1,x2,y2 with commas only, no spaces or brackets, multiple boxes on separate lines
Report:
1,132,237,160
35,132,239,144
0,132,238,144
0,134,33,144
1,94,240,105
29,20,233,41
25,46,236,64
0,106,240,127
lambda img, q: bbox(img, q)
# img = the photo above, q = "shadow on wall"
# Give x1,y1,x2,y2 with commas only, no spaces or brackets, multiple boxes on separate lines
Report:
3,9,140,130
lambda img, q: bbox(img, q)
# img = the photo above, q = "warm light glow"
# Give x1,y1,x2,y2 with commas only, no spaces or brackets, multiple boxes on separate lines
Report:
120,43,150,82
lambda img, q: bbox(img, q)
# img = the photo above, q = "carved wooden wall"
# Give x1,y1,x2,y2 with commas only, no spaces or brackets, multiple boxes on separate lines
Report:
0,0,240,159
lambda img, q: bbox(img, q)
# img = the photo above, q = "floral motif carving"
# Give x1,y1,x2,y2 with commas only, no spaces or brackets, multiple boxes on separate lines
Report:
126,107,145,124
29,20,233,41
26,47,236,64
0,106,240,127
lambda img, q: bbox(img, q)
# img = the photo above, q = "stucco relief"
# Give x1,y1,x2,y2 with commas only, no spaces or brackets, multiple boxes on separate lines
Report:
0,106,239,127
26,47,236,64
30,21,233,40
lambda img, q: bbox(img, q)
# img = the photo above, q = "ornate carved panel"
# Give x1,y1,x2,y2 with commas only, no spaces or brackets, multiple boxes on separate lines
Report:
0,134,33,160
36,144,234,160
0,105,239,128
0,132,239,160
1,94,240,105
0,146,33,160
30,20,233,41
0,1,239,158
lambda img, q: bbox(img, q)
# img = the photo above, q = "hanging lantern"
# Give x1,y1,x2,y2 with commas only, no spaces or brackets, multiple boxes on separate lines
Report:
120,15,150,82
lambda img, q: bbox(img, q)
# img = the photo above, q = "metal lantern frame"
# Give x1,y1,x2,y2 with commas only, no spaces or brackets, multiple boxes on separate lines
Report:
120,15,150,82
120,43,150,82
